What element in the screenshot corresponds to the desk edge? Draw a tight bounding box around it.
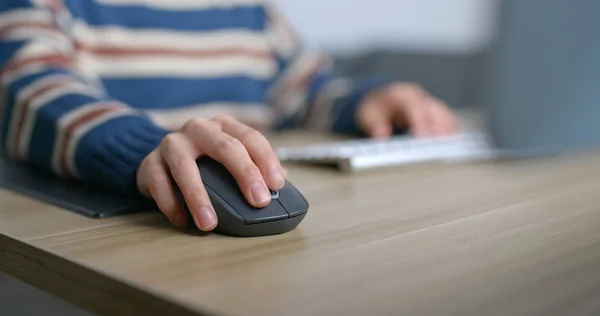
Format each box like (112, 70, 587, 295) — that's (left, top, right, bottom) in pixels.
(0, 233, 216, 316)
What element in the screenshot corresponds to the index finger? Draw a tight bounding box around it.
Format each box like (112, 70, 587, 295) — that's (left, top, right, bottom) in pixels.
(214, 115, 286, 190)
(181, 118, 272, 208)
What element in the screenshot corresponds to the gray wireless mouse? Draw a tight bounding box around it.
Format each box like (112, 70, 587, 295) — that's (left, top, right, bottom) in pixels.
(181, 156, 309, 237)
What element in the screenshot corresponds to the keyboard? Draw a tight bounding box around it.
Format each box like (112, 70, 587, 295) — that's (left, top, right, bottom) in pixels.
(275, 132, 497, 172)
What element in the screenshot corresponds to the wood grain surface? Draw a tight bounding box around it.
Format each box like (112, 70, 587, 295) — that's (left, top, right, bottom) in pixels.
(2, 120, 600, 316)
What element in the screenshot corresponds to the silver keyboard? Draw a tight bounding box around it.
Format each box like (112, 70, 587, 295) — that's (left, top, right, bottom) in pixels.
(275, 132, 498, 172)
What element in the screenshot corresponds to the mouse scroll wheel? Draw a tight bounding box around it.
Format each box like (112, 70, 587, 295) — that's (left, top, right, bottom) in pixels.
(269, 189, 280, 199)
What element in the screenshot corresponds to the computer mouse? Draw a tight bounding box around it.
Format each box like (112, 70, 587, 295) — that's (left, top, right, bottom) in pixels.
(181, 156, 309, 237)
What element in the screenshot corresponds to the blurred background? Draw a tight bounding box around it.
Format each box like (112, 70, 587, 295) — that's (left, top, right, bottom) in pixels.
(0, 1, 499, 314)
(276, 0, 499, 109)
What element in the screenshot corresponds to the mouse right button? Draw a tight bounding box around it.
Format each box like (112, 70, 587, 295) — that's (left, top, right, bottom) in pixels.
(277, 181, 309, 217)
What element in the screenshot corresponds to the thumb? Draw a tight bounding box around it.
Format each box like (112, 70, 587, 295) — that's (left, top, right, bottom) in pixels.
(358, 100, 394, 138)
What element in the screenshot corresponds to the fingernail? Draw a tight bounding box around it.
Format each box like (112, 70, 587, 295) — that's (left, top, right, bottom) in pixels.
(197, 206, 217, 231)
(250, 182, 271, 205)
(172, 212, 188, 227)
(269, 165, 285, 188)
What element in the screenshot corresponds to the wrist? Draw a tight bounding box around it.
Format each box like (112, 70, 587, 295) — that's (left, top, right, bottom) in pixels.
(330, 76, 392, 135)
(75, 116, 170, 195)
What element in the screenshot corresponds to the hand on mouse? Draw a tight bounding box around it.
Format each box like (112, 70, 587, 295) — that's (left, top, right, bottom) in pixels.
(356, 82, 460, 138)
(136, 115, 286, 232)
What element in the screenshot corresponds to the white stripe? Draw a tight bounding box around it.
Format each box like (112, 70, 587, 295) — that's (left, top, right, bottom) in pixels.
(94, 0, 264, 10)
(1, 64, 51, 91)
(72, 21, 269, 52)
(52, 101, 125, 174)
(0, 9, 53, 29)
(16, 75, 78, 106)
(12, 75, 103, 116)
(5, 75, 80, 156)
(2, 28, 71, 47)
(13, 41, 73, 61)
(1, 61, 95, 95)
(78, 53, 276, 79)
(1, 62, 76, 88)
(16, 83, 101, 159)
(306, 79, 353, 131)
(146, 103, 274, 130)
(16, 43, 63, 59)
(64, 108, 135, 177)
(266, 27, 295, 58)
(265, 4, 296, 57)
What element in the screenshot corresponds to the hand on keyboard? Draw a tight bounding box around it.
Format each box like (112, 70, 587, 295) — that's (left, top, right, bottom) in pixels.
(356, 83, 460, 138)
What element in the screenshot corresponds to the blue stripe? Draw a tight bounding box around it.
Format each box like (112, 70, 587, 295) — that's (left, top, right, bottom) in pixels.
(0, 1, 34, 11)
(0, 100, 10, 150)
(27, 94, 100, 170)
(0, 41, 26, 66)
(101, 77, 269, 109)
(6, 68, 89, 94)
(64, 0, 266, 31)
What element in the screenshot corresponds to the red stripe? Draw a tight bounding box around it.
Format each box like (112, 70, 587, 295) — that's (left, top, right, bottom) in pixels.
(0, 22, 57, 38)
(1, 55, 74, 76)
(74, 42, 273, 59)
(58, 104, 122, 175)
(10, 79, 75, 157)
(44, 0, 64, 13)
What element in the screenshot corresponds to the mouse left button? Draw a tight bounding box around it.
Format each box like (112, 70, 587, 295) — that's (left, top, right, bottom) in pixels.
(242, 202, 289, 224)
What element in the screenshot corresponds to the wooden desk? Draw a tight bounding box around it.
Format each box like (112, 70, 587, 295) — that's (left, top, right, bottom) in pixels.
(2, 132, 600, 316)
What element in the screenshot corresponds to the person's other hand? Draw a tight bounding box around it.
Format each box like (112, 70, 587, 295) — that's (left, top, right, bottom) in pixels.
(356, 82, 460, 138)
(136, 115, 286, 231)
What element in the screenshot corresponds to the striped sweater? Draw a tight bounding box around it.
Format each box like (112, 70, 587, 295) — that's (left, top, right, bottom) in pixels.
(0, 0, 389, 195)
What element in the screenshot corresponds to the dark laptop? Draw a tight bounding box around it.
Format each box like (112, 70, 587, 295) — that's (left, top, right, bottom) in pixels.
(484, 0, 600, 156)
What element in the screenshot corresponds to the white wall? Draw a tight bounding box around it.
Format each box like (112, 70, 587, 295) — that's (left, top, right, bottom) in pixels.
(274, 0, 498, 55)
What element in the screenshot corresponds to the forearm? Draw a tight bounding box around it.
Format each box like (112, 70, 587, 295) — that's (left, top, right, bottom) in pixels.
(2, 69, 170, 193)
(1, 1, 170, 194)
(263, 2, 391, 135)
(268, 52, 391, 134)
